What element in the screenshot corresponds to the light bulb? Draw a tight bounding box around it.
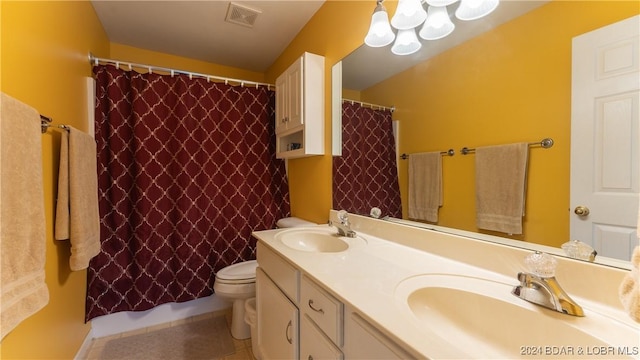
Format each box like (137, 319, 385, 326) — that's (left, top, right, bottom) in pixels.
(419, 6, 455, 40)
(455, 0, 499, 21)
(364, 3, 395, 47)
(391, 28, 422, 56)
(391, 0, 427, 30)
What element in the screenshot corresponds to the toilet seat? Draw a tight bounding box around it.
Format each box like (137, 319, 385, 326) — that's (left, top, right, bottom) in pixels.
(216, 260, 258, 283)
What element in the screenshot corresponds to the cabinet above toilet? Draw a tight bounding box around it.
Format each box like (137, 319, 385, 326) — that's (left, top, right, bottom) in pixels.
(275, 52, 325, 159)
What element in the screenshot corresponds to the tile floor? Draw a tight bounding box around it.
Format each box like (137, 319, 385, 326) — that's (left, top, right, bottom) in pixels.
(84, 309, 256, 360)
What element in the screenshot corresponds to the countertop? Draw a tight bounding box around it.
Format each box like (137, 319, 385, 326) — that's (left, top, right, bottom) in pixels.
(252, 220, 639, 359)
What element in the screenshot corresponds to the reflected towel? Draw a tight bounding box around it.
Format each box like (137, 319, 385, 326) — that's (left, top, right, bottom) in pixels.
(475, 143, 529, 234)
(408, 152, 442, 222)
(619, 246, 640, 323)
(0, 93, 50, 339)
(54, 126, 100, 271)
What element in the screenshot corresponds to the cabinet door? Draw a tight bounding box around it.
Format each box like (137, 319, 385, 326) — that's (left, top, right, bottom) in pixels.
(275, 73, 288, 134)
(257, 268, 298, 359)
(344, 311, 415, 360)
(286, 57, 303, 129)
(300, 314, 343, 360)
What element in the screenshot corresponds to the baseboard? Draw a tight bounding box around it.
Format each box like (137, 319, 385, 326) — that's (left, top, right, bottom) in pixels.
(74, 328, 95, 360)
(89, 294, 230, 338)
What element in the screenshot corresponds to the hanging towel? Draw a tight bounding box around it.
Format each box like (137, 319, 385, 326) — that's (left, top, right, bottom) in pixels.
(55, 126, 100, 271)
(619, 246, 640, 323)
(475, 143, 529, 234)
(408, 152, 442, 222)
(0, 93, 50, 339)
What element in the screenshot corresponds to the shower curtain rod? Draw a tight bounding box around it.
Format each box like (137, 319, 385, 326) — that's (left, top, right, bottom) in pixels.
(343, 98, 395, 112)
(88, 53, 274, 89)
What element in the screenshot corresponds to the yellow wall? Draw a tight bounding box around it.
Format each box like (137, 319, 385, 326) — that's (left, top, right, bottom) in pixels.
(360, 1, 639, 247)
(1, 1, 109, 358)
(109, 43, 266, 83)
(266, 0, 376, 224)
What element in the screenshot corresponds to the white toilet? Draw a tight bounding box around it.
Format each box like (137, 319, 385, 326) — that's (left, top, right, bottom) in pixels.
(213, 217, 315, 339)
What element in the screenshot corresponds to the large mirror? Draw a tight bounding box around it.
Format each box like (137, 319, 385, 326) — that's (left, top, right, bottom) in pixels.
(332, 0, 639, 269)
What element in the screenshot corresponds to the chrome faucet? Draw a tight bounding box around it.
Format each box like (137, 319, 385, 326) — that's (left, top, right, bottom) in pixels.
(511, 252, 584, 317)
(329, 210, 356, 238)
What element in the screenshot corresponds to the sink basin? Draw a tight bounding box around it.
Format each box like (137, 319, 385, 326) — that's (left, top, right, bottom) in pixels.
(275, 227, 366, 253)
(395, 274, 639, 359)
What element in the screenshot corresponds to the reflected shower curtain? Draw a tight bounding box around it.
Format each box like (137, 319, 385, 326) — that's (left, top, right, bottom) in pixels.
(333, 102, 401, 218)
(86, 64, 290, 321)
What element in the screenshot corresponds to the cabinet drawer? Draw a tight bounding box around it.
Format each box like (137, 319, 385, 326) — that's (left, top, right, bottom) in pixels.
(301, 275, 343, 345)
(300, 314, 343, 360)
(257, 242, 299, 303)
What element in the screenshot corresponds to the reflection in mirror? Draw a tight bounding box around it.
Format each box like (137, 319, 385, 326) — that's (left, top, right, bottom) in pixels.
(332, 1, 639, 268)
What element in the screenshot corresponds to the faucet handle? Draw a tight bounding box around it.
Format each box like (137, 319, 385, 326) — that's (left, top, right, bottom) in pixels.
(561, 239, 597, 262)
(337, 210, 349, 223)
(524, 251, 557, 278)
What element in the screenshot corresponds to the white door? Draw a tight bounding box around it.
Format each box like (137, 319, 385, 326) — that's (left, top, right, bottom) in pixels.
(570, 15, 640, 261)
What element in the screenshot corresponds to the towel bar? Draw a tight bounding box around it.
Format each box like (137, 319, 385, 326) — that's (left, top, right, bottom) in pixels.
(41, 115, 70, 133)
(461, 138, 554, 155)
(400, 149, 455, 160)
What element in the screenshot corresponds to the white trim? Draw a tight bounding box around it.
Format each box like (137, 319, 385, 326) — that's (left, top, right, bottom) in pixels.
(89, 294, 230, 338)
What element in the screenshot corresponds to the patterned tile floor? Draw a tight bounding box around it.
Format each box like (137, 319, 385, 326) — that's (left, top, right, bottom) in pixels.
(84, 309, 256, 360)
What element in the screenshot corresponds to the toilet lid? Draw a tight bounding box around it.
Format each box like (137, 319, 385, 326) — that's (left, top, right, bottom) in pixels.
(216, 260, 258, 281)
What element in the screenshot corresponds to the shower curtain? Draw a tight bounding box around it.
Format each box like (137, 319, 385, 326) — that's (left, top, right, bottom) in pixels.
(86, 64, 290, 321)
(333, 102, 401, 218)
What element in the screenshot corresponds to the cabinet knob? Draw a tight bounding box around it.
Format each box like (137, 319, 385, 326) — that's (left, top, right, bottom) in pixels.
(308, 356, 314, 360)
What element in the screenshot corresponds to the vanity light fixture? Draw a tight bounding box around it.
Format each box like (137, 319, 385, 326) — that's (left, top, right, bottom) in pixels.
(365, 0, 500, 55)
(364, 0, 396, 47)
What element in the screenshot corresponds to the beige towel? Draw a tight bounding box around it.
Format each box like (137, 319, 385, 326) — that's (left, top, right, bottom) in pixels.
(0, 93, 50, 339)
(54, 126, 100, 271)
(475, 143, 529, 234)
(619, 246, 640, 323)
(408, 152, 443, 222)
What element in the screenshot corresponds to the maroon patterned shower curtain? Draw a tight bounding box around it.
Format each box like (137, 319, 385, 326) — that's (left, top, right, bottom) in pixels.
(333, 102, 401, 218)
(86, 64, 290, 321)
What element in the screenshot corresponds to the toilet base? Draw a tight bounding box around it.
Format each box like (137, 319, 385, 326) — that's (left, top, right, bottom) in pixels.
(230, 298, 251, 339)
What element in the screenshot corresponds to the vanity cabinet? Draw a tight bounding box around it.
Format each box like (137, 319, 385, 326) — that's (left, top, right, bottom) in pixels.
(257, 242, 344, 360)
(275, 52, 324, 159)
(256, 268, 298, 359)
(300, 275, 344, 359)
(343, 309, 415, 359)
(256, 240, 417, 360)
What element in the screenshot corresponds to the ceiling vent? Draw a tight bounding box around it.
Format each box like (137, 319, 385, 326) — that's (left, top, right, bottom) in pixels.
(225, 2, 261, 28)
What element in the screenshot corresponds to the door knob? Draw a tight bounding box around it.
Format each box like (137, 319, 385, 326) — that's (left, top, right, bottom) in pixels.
(574, 206, 590, 217)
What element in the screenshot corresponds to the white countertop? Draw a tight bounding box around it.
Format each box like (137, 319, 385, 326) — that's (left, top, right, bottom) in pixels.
(253, 224, 523, 359)
(253, 217, 640, 359)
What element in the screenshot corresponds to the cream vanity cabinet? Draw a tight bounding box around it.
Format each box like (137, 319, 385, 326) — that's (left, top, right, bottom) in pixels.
(257, 242, 343, 359)
(274, 52, 324, 159)
(343, 309, 415, 359)
(256, 241, 413, 360)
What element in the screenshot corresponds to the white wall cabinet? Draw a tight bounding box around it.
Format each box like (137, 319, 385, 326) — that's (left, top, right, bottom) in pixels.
(275, 52, 324, 159)
(256, 242, 411, 359)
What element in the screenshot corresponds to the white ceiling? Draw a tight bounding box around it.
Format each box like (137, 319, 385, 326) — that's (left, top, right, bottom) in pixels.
(91, 0, 548, 89)
(91, 0, 325, 72)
